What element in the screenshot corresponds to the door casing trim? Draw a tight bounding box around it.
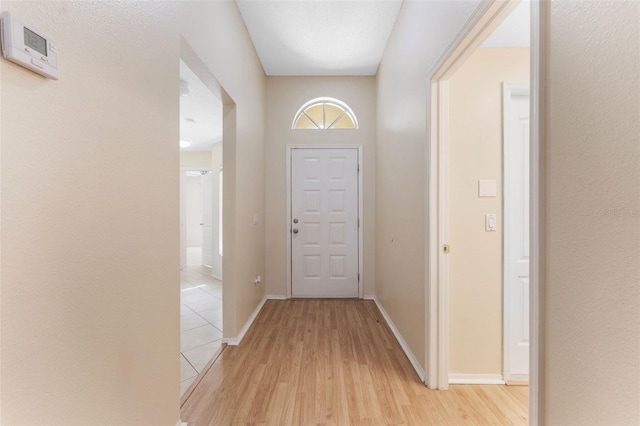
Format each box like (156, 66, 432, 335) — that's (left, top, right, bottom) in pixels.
(286, 144, 364, 299)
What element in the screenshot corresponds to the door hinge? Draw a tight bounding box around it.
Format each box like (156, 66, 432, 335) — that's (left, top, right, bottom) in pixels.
(357, 164, 360, 172)
(358, 218, 360, 227)
(358, 273, 360, 282)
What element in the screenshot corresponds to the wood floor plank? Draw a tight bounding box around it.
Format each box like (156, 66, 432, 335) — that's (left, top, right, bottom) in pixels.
(181, 300, 528, 425)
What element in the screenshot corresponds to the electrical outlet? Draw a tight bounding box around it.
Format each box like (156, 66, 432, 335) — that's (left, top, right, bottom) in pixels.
(253, 275, 261, 286)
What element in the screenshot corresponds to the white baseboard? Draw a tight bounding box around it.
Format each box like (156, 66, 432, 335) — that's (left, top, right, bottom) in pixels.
(219, 295, 287, 346)
(222, 296, 267, 346)
(505, 374, 529, 383)
(176, 421, 188, 426)
(449, 373, 505, 385)
(211, 274, 222, 281)
(365, 295, 426, 383)
(265, 294, 287, 300)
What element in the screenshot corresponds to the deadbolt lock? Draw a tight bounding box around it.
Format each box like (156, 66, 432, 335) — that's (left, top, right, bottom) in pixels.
(293, 218, 299, 224)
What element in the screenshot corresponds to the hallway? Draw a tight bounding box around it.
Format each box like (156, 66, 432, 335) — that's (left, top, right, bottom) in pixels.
(2, 1, 637, 423)
(181, 300, 528, 425)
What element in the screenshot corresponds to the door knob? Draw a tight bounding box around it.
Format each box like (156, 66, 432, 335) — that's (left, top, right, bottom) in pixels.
(293, 228, 299, 234)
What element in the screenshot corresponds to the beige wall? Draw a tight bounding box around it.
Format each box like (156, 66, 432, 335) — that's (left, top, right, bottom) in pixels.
(264, 77, 376, 296)
(544, 1, 640, 424)
(0, 2, 180, 424)
(448, 48, 529, 375)
(180, 1, 266, 338)
(181, 151, 213, 169)
(376, 0, 481, 372)
(1, 1, 266, 423)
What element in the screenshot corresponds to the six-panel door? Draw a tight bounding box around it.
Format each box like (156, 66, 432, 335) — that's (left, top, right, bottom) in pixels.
(291, 148, 359, 298)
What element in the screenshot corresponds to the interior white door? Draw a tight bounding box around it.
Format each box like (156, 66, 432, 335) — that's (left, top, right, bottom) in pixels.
(201, 171, 214, 268)
(185, 175, 204, 248)
(180, 171, 187, 270)
(210, 143, 223, 279)
(291, 148, 359, 298)
(503, 82, 530, 382)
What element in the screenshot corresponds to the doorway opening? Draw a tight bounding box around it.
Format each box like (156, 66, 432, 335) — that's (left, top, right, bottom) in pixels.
(445, 1, 531, 387)
(426, 0, 544, 423)
(178, 52, 229, 399)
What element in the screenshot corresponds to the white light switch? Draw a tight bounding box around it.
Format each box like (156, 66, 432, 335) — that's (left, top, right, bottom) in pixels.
(479, 180, 497, 197)
(485, 214, 497, 231)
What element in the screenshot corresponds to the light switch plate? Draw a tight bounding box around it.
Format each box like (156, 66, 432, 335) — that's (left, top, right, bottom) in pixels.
(479, 180, 497, 197)
(485, 214, 497, 231)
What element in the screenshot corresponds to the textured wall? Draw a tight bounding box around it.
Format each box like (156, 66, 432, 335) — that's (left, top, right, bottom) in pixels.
(449, 48, 529, 376)
(376, 0, 481, 372)
(264, 76, 376, 297)
(1, 0, 268, 422)
(1, 2, 180, 424)
(180, 1, 266, 338)
(545, 1, 640, 424)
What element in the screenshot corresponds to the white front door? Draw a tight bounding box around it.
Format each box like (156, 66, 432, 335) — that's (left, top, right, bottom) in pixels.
(201, 171, 214, 268)
(503, 82, 530, 382)
(291, 148, 359, 298)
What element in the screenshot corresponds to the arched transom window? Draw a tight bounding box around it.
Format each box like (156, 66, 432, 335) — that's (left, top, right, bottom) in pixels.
(292, 97, 358, 130)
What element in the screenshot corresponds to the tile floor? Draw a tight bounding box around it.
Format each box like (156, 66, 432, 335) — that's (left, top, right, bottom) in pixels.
(180, 247, 223, 395)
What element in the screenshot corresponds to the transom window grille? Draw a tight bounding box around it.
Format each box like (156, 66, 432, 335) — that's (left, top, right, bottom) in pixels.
(292, 97, 358, 130)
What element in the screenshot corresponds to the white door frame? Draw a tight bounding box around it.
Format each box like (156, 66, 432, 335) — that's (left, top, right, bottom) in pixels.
(286, 144, 364, 299)
(424, 1, 546, 424)
(502, 81, 531, 383)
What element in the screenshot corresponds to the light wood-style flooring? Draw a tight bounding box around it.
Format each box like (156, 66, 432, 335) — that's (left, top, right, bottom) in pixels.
(181, 299, 528, 425)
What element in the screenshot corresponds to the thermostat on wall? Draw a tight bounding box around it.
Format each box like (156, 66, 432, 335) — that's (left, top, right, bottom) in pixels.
(1, 11, 59, 79)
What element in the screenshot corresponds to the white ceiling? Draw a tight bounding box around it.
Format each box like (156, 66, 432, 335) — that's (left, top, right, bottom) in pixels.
(179, 59, 223, 152)
(236, 0, 404, 76)
(481, 0, 530, 48)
